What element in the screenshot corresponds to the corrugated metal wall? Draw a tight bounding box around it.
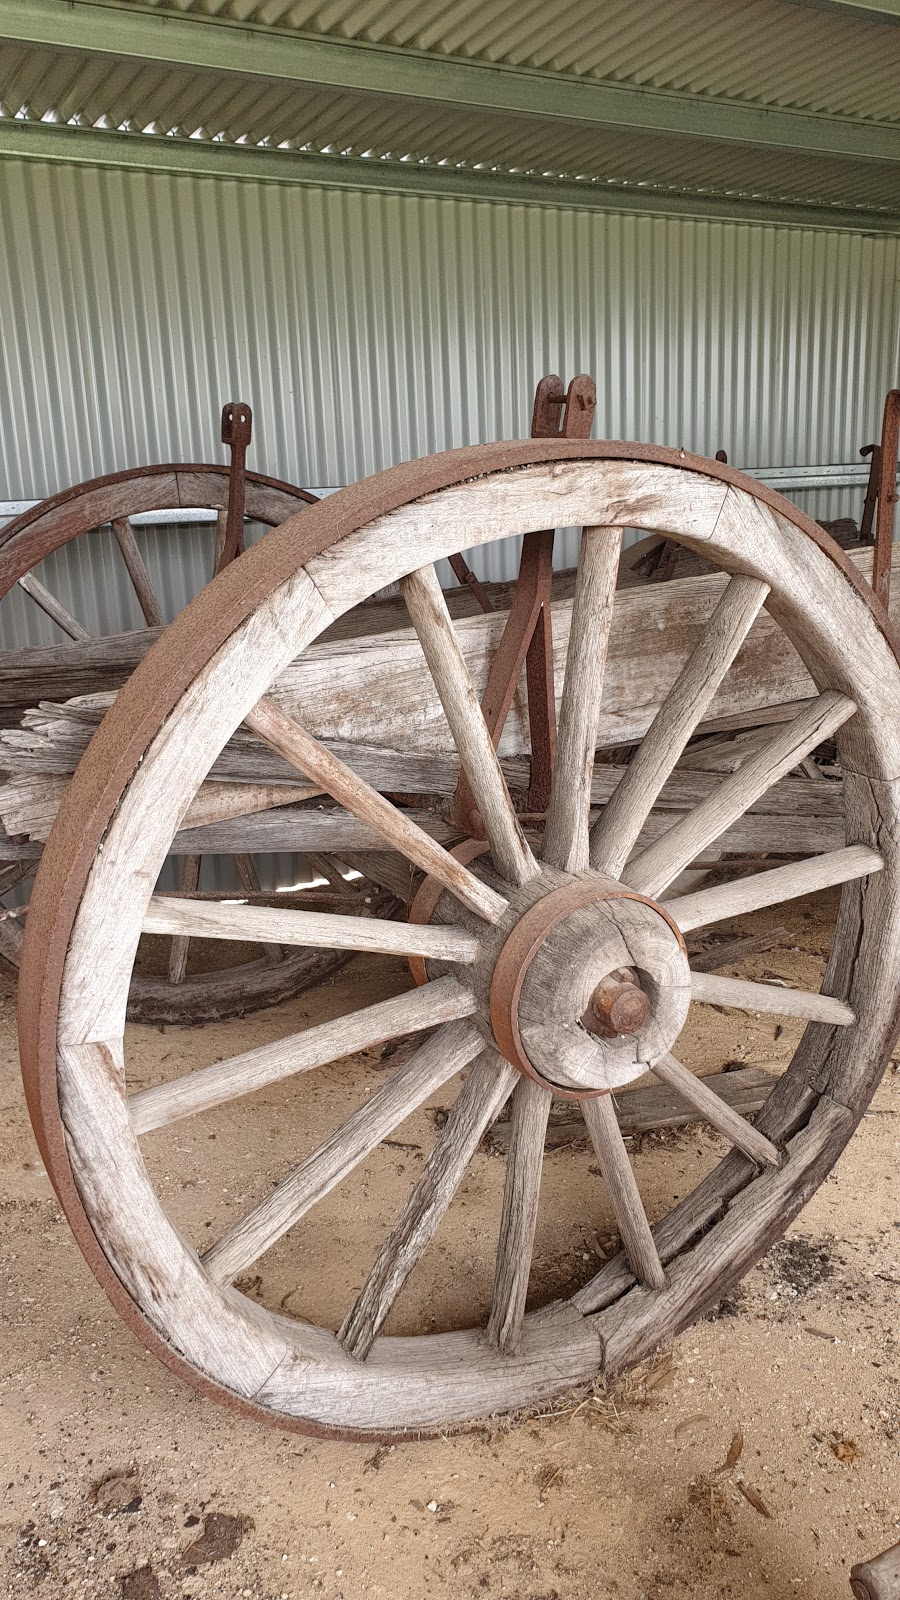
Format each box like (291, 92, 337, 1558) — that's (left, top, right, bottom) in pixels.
(0, 156, 898, 894)
(2, 160, 899, 605)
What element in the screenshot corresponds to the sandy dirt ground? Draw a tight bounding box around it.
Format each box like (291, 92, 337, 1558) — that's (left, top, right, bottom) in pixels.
(1, 890, 898, 1600)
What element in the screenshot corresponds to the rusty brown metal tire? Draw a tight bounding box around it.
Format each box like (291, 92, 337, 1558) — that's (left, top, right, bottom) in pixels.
(17, 440, 900, 1438)
(0, 462, 316, 589)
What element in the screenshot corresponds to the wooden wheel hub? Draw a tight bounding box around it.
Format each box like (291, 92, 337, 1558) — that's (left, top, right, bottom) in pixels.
(488, 873, 691, 1097)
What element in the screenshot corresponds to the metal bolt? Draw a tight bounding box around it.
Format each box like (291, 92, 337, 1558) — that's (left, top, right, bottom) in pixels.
(581, 967, 650, 1039)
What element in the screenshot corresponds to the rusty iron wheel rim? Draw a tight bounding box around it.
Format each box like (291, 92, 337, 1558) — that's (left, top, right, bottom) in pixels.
(17, 440, 900, 1438)
(0, 462, 317, 584)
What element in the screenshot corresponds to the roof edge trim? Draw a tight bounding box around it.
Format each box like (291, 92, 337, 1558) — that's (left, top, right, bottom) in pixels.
(2, 120, 899, 235)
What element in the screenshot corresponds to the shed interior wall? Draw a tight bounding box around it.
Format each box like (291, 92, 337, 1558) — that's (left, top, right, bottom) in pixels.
(0, 156, 898, 890)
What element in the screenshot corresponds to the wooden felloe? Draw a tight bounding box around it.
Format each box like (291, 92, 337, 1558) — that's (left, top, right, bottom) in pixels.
(15, 439, 900, 1438)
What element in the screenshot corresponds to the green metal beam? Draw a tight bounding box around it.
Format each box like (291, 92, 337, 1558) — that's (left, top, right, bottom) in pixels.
(2, 121, 898, 235)
(801, 0, 900, 18)
(2, 0, 900, 166)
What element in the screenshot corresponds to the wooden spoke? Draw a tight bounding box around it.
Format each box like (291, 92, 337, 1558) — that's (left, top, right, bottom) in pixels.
(401, 564, 538, 887)
(649, 1053, 780, 1167)
(339, 1051, 518, 1361)
(16, 571, 90, 641)
(485, 1066, 776, 1149)
(542, 526, 622, 872)
(182, 781, 321, 832)
(581, 1094, 665, 1289)
(202, 1019, 485, 1286)
(167, 854, 200, 985)
(486, 1076, 551, 1354)
(690, 971, 854, 1025)
(143, 894, 481, 963)
(111, 517, 166, 627)
(233, 852, 283, 964)
(129, 973, 476, 1134)
(626, 691, 857, 898)
(245, 697, 507, 923)
(590, 574, 770, 876)
(663, 844, 883, 933)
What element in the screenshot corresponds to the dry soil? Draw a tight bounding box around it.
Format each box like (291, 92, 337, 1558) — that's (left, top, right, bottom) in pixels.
(1, 891, 898, 1600)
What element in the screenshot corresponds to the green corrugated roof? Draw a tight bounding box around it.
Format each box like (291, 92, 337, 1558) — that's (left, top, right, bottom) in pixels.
(96, 0, 900, 123)
(1, 0, 899, 225)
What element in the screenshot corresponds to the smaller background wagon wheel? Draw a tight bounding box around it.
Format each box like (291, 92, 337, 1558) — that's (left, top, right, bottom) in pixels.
(21, 441, 900, 1436)
(0, 416, 384, 1023)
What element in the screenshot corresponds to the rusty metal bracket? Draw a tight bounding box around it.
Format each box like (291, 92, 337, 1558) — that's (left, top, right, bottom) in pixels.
(216, 401, 253, 574)
(447, 551, 495, 614)
(859, 441, 881, 544)
(451, 373, 597, 831)
(531, 373, 595, 439)
(870, 389, 899, 611)
(445, 373, 595, 618)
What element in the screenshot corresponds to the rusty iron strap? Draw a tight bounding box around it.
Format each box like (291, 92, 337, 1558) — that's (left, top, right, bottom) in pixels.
(872, 389, 900, 612)
(447, 551, 495, 614)
(216, 401, 253, 574)
(859, 442, 881, 544)
(451, 373, 596, 831)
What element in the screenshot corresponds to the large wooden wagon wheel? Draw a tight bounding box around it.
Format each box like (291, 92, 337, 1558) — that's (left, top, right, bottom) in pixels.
(20, 441, 900, 1437)
(0, 450, 368, 1024)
